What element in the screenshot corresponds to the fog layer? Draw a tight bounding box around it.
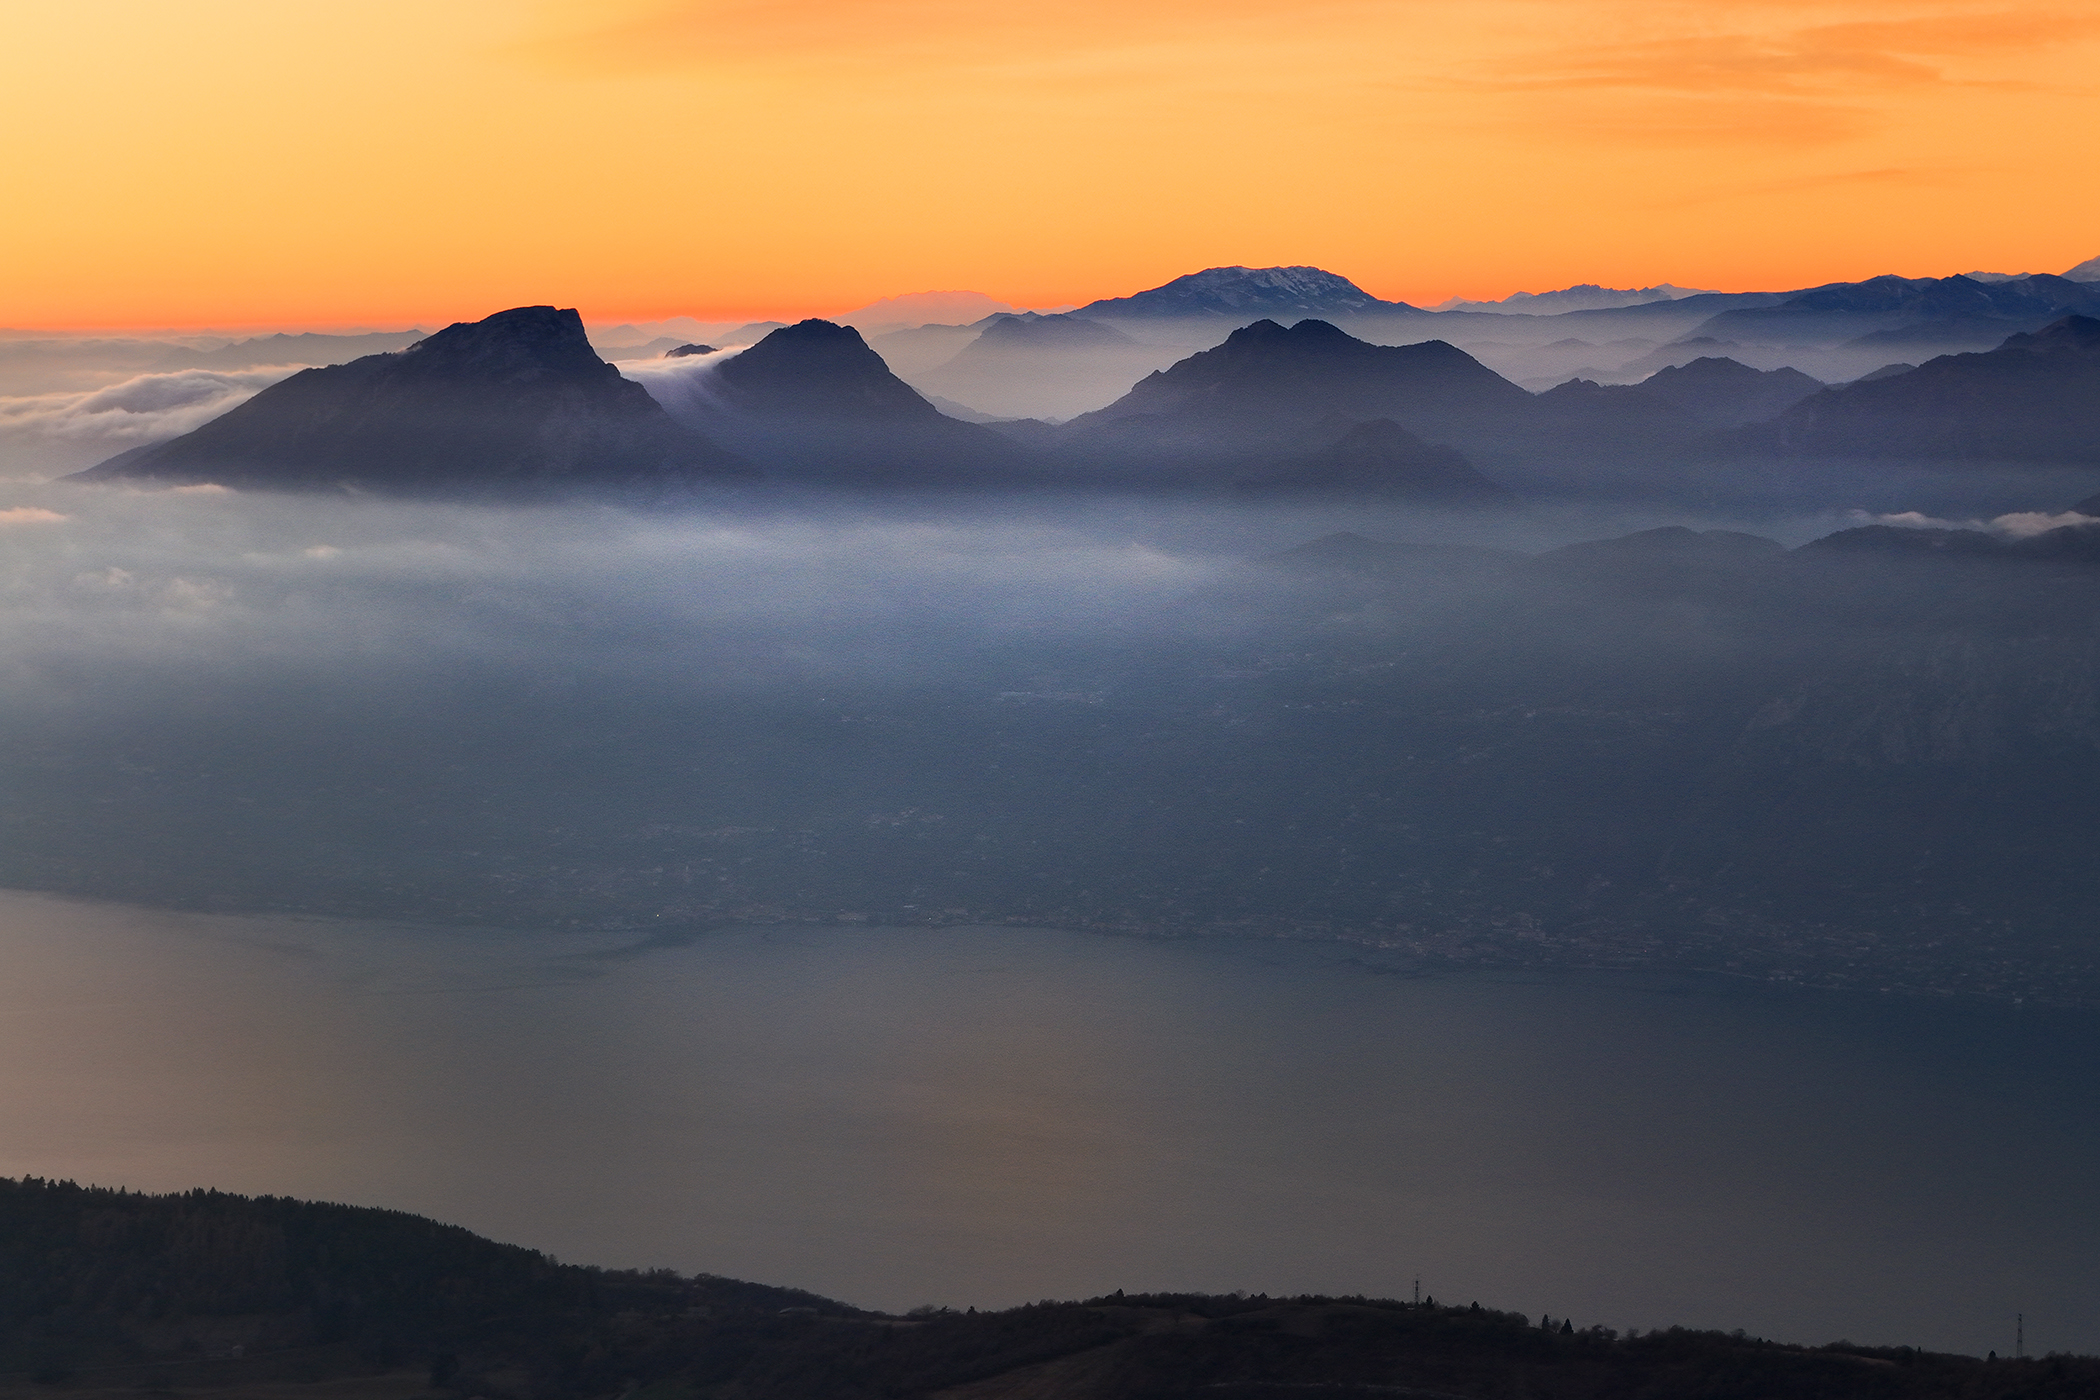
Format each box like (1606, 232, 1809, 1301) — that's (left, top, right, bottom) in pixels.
(5, 481, 2100, 1008)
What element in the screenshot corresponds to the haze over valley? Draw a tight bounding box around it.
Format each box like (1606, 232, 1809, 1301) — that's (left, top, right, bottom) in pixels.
(7, 254, 2100, 1378)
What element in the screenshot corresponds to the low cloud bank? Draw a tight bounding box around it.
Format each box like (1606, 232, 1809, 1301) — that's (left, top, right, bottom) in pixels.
(1852, 508, 2100, 539)
(617, 347, 746, 419)
(0, 366, 301, 480)
(0, 485, 1244, 703)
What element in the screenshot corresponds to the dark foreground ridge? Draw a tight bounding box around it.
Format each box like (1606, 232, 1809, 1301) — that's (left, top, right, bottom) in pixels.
(1, 1178, 2087, 1400)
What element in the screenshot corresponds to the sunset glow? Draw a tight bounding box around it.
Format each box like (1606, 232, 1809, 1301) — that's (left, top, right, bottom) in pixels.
(3, 0, 2096, 327)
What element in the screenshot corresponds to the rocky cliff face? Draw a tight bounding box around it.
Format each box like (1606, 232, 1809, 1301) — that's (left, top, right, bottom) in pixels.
(75, 306, 750, 495)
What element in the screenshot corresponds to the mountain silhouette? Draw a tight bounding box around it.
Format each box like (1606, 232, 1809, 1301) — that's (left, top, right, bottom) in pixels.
(963, 312, 1133, 350)
(1061, 318, 1533, 474)
(1685, 274, 2100, 349)
(75, 306, 749, 495)
(1533, 357, 1823, 463)
(913, 312, 1178, 420)
(1236, 419, 1514, 500)
(1078, 266, 1417, 322)
(1434, 283, 1714, 314)
(645, 319, 1037, 484)
(1728, 315, 2100, 461)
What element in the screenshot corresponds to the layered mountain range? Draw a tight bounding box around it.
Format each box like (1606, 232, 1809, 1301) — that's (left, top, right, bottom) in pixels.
(72, 259, 2100, 505)
(1727, 314, 2100, 461)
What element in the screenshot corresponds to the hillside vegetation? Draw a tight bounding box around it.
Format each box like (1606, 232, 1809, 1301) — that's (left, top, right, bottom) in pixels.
(0, 1180, 2091, 1400)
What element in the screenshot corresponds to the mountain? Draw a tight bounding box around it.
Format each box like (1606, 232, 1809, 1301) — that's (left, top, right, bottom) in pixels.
(965, 311, 1136, 351)
(1601, 336, 1747, 380)
(1623, 357, 1824, 424)
(1728, 315, 2100, 461)
(1236, 418, 1514, 500)
(1801, 520, 2100, 565)
(1060, 318, 1534, 474)
(1534, 357, 1823, 460)
(865, 320, 987, 377)
(2065, 255, 2100, 282)
(911, 312, 1182, 420)
(835, 289, 1014, 331)
(1077, 265, 1417, 322)
(73, 306, 750, 495)
(1684, 273, 2100, 349)
(642, 318, 1038, 484)
(1432, 283, 1715, 314)
(1446, 290, 1790, 339)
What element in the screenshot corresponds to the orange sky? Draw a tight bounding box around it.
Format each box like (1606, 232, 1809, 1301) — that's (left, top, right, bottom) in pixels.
(2, 0, 2096, 328)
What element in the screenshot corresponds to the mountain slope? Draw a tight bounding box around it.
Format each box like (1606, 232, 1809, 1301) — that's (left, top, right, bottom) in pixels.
(1236, 419, 1514, 500)
(73, 307, 749, 494)
(1728, 315, 2100, 461)
(1531, 357, 1824, 464)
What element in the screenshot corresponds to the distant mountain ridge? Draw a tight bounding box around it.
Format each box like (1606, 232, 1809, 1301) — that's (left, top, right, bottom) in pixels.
(1728, 314, 2100, 461)
(1433, 283, 1715, 314)
(1684, 273, 2100, 350)
(1078, 265, 1417, 321)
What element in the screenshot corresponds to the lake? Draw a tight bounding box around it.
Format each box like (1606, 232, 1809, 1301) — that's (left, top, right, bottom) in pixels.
(0, 887, 2092, 1358)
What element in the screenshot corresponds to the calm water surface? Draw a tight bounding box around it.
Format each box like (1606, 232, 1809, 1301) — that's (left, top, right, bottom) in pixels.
(0, 888, 2093, 1357)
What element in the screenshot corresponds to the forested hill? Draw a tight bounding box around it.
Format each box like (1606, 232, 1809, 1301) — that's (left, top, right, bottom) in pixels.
(0, 1177, 2092, 1400)
(0, 1177, 844, 1377)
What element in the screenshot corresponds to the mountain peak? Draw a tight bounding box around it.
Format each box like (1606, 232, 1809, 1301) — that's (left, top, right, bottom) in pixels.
(1079, 266, 1415, 321)
(73, 305, 747, 494)
(1062, 318, 1530, 471)
(643, 319, 1034, 483)
(394, 305, 607, 378)
(709, 320, 944, 421)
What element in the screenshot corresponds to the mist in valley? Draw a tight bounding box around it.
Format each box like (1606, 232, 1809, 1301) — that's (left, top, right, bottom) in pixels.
(8, 266, 2100, 1361)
